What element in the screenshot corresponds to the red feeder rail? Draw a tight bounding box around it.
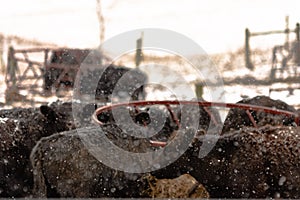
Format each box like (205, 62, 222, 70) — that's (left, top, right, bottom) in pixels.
(92, 100, 299, 147)
(92, 100, 299, 127)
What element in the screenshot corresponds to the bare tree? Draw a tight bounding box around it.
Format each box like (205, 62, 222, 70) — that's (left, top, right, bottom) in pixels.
(96, 0, 105, 45)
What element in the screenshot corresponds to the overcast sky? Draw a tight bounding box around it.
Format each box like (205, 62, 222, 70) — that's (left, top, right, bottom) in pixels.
(0, 0, 300, 54)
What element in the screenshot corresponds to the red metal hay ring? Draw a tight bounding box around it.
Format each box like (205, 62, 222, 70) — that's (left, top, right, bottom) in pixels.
(91, 100, 299, 147)
(92, 100, 299, 126)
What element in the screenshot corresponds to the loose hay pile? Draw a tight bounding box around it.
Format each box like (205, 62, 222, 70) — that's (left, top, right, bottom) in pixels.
(143, 174, 209, 198)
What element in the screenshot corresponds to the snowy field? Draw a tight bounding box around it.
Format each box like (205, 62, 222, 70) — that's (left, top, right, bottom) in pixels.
(1, 48, 299, 126)
(1, 48, 300, 106)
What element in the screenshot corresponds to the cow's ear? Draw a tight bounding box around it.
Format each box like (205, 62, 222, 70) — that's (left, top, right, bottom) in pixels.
(40, 105, 59, 122)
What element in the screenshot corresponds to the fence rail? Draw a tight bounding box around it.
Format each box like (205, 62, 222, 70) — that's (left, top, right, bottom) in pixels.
(245, 22, 300, 70)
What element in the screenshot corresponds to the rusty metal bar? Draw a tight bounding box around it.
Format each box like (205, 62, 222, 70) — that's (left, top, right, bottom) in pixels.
(202, 107, 219, 126)
(149, 140, 167, 147)
(165, 104, 181, 128)
(246, 109, 258, 128)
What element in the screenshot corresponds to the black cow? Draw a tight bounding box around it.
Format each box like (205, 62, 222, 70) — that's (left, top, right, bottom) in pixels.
(44, 49, 148, 102)
(30, 107, 300, 198)
(152, 95, 300, 198)
(30, 103, 221, 197)
(183, 125, 300, 198)
(0, 102, 74, 197)
(222, 95, 297, 133)
(79, 65, 147, 102)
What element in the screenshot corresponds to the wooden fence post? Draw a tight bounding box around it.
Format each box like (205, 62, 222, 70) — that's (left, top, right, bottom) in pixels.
(135, 32, 144, 67)
(6, 46, 18, 87)
(296, 23, 300, 42)
(195, 82, 204, 99)
(0, 35, 4, 73)
(294, 23, 300, 66)
(245, 28, 254, 70)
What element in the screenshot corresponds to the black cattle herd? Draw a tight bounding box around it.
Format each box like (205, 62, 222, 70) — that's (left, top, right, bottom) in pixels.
(1, 95, 300, 198)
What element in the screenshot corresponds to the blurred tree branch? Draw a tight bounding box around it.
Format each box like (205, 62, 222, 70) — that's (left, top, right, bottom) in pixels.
(96, 0, 105, 45)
